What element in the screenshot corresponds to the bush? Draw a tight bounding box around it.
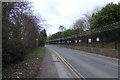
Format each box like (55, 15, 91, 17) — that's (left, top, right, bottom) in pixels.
(2, 38, 25, 65)
(38, 38, 45, 46)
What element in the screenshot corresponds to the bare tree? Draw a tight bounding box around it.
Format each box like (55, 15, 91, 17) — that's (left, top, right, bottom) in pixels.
(59, 25, 66, 32)
(2, 2, 43, 65)
(59, 25, 66, 38)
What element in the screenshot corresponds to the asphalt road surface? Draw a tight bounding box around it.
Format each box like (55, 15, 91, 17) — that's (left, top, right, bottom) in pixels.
(46, 45, 118, 78)
(36, 47, 75, 78)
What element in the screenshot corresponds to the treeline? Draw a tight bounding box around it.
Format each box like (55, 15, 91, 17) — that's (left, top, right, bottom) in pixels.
(2, 2, 47, 65)
(49, 2, 120, 40)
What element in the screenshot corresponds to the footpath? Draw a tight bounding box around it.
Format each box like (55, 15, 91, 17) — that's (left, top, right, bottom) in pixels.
(36, 47, 75, 78)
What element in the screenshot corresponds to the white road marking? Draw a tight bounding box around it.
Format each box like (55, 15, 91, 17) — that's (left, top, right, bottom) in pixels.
(49, 48, 85, 80)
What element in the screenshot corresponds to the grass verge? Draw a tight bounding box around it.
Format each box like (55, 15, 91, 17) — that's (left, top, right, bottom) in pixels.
(2, 47, 45, 78)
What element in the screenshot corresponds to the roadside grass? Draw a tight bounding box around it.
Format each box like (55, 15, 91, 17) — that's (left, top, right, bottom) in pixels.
(2, 47, 45, 78)
(22, 47, 45, 64)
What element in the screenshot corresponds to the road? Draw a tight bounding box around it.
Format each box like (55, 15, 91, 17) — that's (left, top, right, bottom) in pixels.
(36, 47, 76, 78)
(46, 45, 118, 78)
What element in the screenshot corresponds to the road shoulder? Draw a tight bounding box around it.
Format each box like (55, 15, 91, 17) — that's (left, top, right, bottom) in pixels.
(36, 47, 76, 78)
(36, 48, 59, 78)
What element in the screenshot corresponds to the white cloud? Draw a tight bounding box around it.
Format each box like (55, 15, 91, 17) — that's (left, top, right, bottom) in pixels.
(30, 0, 120, 35)
(57, 0, 79, 16)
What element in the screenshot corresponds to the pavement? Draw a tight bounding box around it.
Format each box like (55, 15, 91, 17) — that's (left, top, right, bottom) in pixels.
(46, 45, 118, 78)
(36, 47, 75, 78)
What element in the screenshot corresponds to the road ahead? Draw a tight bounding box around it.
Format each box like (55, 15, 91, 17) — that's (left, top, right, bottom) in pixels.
(46, 45, 118, 78)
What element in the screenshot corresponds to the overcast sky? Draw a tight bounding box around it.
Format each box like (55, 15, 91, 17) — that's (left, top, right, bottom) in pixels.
(30, 0, 119, 35)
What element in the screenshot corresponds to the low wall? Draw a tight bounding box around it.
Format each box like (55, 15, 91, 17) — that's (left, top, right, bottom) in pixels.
(60, 45, 118, 58)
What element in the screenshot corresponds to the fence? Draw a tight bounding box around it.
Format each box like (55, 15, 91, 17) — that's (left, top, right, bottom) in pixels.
(48, 22, 120, 50)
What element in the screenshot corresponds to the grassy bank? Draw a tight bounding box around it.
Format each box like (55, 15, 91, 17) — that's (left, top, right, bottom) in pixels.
(2, 47, 45, 78)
